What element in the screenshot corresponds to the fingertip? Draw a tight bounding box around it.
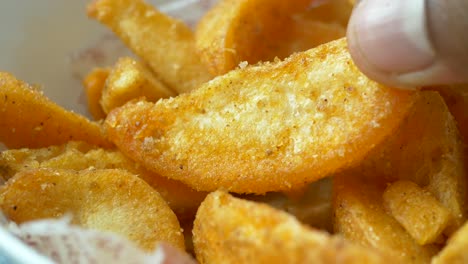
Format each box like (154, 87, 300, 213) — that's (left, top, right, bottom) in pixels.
(346, 0, 467, 88)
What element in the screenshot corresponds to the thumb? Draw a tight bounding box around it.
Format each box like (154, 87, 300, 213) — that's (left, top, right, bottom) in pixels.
(346, 0, 468, 89)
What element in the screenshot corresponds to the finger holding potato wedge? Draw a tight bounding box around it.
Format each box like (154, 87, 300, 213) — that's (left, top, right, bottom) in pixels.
(100, 57, 175, 114)
(105, 38, 416, 193)
(195, 0, 347, 75)
(0, 168, 185, 251)
(87, 0, 212, 94)
(193, 191, 388, 264)
(0, 72, 112, 149)
(0, 141, 207, 221)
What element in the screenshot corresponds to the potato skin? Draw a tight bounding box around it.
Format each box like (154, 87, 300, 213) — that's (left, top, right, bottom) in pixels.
(193, 191, 388, 264)
(0, 72, 112, 149)
(0, 168, 185, 251)
(88, 0, 212, 94)
(105, 38, 416, 193)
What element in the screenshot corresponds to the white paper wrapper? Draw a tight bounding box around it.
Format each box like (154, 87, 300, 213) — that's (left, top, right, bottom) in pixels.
(0, 0, 214, 262)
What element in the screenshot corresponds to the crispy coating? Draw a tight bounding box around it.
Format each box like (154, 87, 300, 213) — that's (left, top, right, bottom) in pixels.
(432, 221, 468, 264)
(0, 141, 206, 220)
(100, 57, 175, 114)
(0, 168, 185, 251)
(333, 175, 440, 264)
(83, 67, 109, 120)
(0, 72, 112, 149)
(195, 0, 346, 75)
(87, 0, 212, 94)
(349, 91, 467, 231)
(243, 178, 333, 232)
(382, 180, 451, 245)
(193, 191, 388, 264)
(105, 39, 416, 193)
(432, 85, 468, 146)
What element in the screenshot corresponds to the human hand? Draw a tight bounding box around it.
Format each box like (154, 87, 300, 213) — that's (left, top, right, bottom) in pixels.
(347, 0, 468, 88)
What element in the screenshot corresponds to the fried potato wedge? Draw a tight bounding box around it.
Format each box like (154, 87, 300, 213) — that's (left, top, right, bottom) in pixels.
(83, 67, 109, 120)
(105, 38, 416, 193)
(432, 221, 468, 264)
(243, 178, 333, 232)
(333, 175, 439, 263)
(193, 191, 388, 264)
(87, 0, 212, 93)
(383, 180, 451, 245)
(0, 168, 185, 251)
(100, 57, 175, 114)
(351, 91, 467, 231)
(431, 85, 468, 144)
(0, 72, 112, 149)
(0, 141, 206, 220)
(195, 0, 346, 75)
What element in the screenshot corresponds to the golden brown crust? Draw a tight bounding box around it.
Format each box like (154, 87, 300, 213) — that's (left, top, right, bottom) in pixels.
(333, 175, 440, 264)
(87, 0, 212, 93)
(382, 180, 451, 245)
(105, 39, 416, 193)
(0, 141, 207, 220)
(0, 72, 112, 149)
(100, 57, 175, 114)
(195, 0, 346, 75)
(193, 191, 388, 264)
(83, 67, 109, 120)
(0, 168, 185, 251)
(345, 91, 467, 231)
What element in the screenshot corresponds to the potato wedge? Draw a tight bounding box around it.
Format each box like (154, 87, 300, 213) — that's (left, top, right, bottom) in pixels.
(105, 39, 416, 193)
(431, 85, 468, 144)
(432, 221, 468, 264)
(383, 180, 451, 245)
(195, 0, 346, 75)
(100, 57, 175, 114)
(87, 0, 212, 93)
(0, 141, 206, 220)
(333, 175, 439, 263)
(83, 67, 109, 120)
(0, 72, 112, 149)
(351, 91, 467, 231)
(193, 191, 388, 264)
(243, 178, 333, 231)
(0, 168, 185, 251)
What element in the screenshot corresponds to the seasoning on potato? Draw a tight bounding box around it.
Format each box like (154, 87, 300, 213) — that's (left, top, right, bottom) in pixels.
(193, 191, 389, 264)
(100, 57, 176, 114)
(0, 72, 112, 149)
(87, 0, 212, 94)
(0, 168, 185, 251)
(0, 141, 206, 220)
(105, 38, 416, 193)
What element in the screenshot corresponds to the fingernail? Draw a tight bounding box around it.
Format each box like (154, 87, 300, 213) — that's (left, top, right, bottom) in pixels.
(349, 0, 435, 74)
